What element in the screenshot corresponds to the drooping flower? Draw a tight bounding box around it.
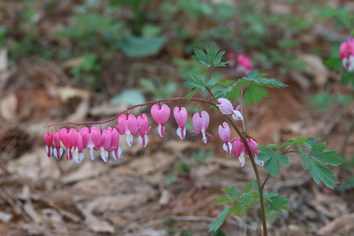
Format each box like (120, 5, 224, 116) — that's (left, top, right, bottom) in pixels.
(339, 38, 354, 71)
(218, 122, 232, 154)
(79, 127, 102, 160)
(137, 113, 152, 147)
(44, 133, 53, 157)
(233, 138, 246, 167)
(233, 138, 263, 167)
(99, 129, 112, 162)
(246, 138, 264, 166)
(116, 114, 138, 146)
(173, 107, 188, 139)
(236, 54, 253, 75)
(108, 127, 122, 160)
(190, 111, 212, 144)
(73, 132, 85, 163)
(53, 131, 63, 160)
(151, 104, 171, 137)
(59, 128, 79, 160)
(227, 52, 236, 67)
(217, 98, 243, 121)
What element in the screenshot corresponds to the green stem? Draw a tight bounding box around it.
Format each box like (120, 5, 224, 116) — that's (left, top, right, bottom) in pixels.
(340, 117, 354, 157)
(224, 115, 267, 236)
(240, 86, 246, 130)
(246, 205, 262, 233)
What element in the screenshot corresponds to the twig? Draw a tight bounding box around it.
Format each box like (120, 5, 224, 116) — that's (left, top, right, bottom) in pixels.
(340, 117, 354, 157)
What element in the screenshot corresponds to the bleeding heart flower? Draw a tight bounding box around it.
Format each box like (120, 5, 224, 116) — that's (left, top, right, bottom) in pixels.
(173, 107, 188, 139)
(339, 38, 354, 71)
(116, 114, 137, 146)
(44, 133, 53, 157)
(218, 122, 232, 154)
(59, 128, 79, 160)
(233, 138, 263, 167)
(137, 113, 152, 147)
(151, 104, 171, 137)
(236, 54, 253, 75)
(53, 131, 63, 160)
(217, 98, 243, 121)
(190, 111, 212, 144)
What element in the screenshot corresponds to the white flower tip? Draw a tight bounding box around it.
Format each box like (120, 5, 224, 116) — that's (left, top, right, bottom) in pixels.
(232, 110, 243, 120)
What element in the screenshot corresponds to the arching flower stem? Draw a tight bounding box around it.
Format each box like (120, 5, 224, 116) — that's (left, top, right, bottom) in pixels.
(44, 97, 217, 129)
(223, 115, 267, 236)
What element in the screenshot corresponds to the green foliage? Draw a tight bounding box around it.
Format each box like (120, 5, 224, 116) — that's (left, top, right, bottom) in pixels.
(257, 150, 289, 177)
(340, 71, 354, 88)
(192, 150, 213, 163)
(210, 184, 290, 232)
(118, 36, 166, 58)
(110, 88, 147, 106)
(214, 70, 287, 105)
(139, 78, 178, 100)
(191, 45, 229, 68)
(70, 53, 101, 84)
(319, 7, 354, 29)
(209, 208, 229, 232)
(338, 176, 354, 191)
(165, 173, 178, 186)
(310, 92, 353, 111)
(257, 137, 342, 189)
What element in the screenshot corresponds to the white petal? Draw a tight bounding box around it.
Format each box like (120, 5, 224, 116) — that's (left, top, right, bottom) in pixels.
(202, 132, 208, 144)
(239, 153, 245, 167)
(126, 134, 133, 147)
(255, 157, 264, 166)
(232, 110, 243, 120)
(100, 150, 108, 162)
(89, 148, 95, 160)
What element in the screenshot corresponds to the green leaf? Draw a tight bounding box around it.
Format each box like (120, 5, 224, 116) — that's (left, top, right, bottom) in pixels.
(230, 185, 239, 197)
(206, 78, 220, 86)
(338, 176, 354, 191)
(267, 195, 290, 212)
(229, 204, 246, 216)
(242, 182, 253, 193)
(221, 188, 231, 194)
(209, 208, 230, 232)
(340, 71, 354, 87)
(165, 173, 177, 185)
(309, 144, 343, 166)
(258, 149, 289, 176)
(252, 180, 259, 193)
(183, 75, 205, 90)
(118, 36, 165, 58)
(216, 195, 232, 205)
(110, 88, 146, 106)
(240, 193, 253, 204)
(309, 143, 326, 156)
(309, 161, 339, 189)
(324, 57, 342, 71)
(244, 84, 269, 105)
(185, 91, 196, 100)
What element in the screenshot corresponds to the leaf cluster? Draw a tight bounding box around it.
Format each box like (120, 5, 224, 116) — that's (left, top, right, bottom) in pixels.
(214, 70, 287, 105)
(209, 183, 290, 232)
(191, 45, 230, 68)
(257, 137, 343, 189)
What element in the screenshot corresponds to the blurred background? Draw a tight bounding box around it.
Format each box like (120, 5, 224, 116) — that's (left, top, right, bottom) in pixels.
(0, 0, 353, 235)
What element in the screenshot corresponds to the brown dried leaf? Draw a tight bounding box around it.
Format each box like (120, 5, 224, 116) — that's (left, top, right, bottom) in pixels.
(77, 203, 115, 233)
(317, 213, 354, 235)
(6, 149, 60, 184)
(61, 161, 107, 184)
(87, 188, 153, 212)
(121, 152, 175, 176)
(0, 93, 17, 121)
(297, 53, 329, 87)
